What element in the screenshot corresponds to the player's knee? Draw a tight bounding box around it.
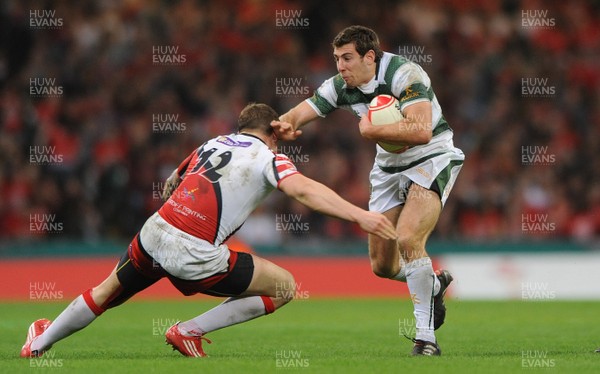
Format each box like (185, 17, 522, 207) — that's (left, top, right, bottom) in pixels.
(397, 234, 424, 260)
(277, 270, 296, 303)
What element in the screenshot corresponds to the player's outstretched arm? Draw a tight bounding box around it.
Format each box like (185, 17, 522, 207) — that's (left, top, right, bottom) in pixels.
(279, 174, 397, 240)
(271, 101, 319, 141)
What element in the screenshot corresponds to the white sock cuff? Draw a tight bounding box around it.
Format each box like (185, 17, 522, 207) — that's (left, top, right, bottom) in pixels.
(391, 256, 408, 281)
(405, 257, 431, 270)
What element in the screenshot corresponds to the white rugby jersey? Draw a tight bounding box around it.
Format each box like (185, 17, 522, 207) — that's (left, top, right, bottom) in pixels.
(158, 133, 298, 245)
(306, 52, 459, 168)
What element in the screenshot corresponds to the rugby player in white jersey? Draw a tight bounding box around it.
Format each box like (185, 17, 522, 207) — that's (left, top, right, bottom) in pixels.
(20, 103, 397, 358)
(272, 26, 465, 356)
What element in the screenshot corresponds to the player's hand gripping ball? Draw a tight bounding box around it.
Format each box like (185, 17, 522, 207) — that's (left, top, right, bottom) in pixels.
(367, 95, 408, 153)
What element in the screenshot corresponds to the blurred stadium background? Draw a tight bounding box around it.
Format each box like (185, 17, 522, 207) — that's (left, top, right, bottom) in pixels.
(1, 0, 600, 301)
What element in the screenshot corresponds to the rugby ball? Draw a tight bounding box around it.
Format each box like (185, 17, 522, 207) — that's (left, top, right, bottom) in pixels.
(367, 95, 407, 153)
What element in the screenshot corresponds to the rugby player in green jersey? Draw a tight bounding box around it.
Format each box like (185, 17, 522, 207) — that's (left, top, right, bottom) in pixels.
(272, 25, 464, 356)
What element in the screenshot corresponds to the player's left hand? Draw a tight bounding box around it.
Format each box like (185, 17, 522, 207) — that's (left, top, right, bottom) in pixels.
(161, 169, 180, 201)
(358, 115, 375, 140)
(271, 120, 303, 141)
(356, 211, 398, 241)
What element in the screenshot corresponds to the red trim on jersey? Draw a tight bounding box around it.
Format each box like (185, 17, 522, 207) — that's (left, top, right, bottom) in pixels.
(82, 288, 105, 316)
(177, 150, 196, 177)
(261, 295, 276, 314)
(276, 171, 300, 189)
(276, 162, 295, 174)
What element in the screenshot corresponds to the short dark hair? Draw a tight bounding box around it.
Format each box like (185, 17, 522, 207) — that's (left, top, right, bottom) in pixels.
(332, 25, 383, 62)
(238, 103, 279, 136)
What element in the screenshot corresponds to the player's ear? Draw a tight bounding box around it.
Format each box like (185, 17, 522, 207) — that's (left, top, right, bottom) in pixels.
(270, 132, 278, 149)
(364, 49, 376, 65)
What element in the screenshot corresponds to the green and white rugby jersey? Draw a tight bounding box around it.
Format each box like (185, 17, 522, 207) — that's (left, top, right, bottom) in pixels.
(306, 52, 458, 169)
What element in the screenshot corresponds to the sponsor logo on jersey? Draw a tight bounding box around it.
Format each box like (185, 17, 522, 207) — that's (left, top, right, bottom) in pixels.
(181, 187, 199, 202)
(216, 136, 252, 147)
(400, 86, 420, 102)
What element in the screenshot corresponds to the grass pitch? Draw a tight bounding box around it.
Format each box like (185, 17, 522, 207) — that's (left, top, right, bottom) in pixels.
(1, 299, 599, 373)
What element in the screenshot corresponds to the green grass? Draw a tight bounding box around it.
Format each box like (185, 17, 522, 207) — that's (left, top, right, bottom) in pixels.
(1, 299, 599, 373)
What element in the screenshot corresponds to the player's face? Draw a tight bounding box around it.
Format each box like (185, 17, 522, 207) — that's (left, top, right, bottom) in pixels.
(333, 43, 375, 88)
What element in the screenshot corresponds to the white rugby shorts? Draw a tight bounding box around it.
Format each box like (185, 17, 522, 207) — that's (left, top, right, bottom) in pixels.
(139, 212, 230, 280)
(369, 148, 464, 212)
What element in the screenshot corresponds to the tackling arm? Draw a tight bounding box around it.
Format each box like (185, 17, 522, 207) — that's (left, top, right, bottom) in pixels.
(278, 174, 397, 240)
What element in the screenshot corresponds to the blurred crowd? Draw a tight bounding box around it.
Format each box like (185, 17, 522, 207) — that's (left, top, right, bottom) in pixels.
(1, 0, 599, 247)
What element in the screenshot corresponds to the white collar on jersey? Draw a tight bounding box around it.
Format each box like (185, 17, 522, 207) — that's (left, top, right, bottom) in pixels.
(238, 132, 268, 146)
(342, 52, 392, 94)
